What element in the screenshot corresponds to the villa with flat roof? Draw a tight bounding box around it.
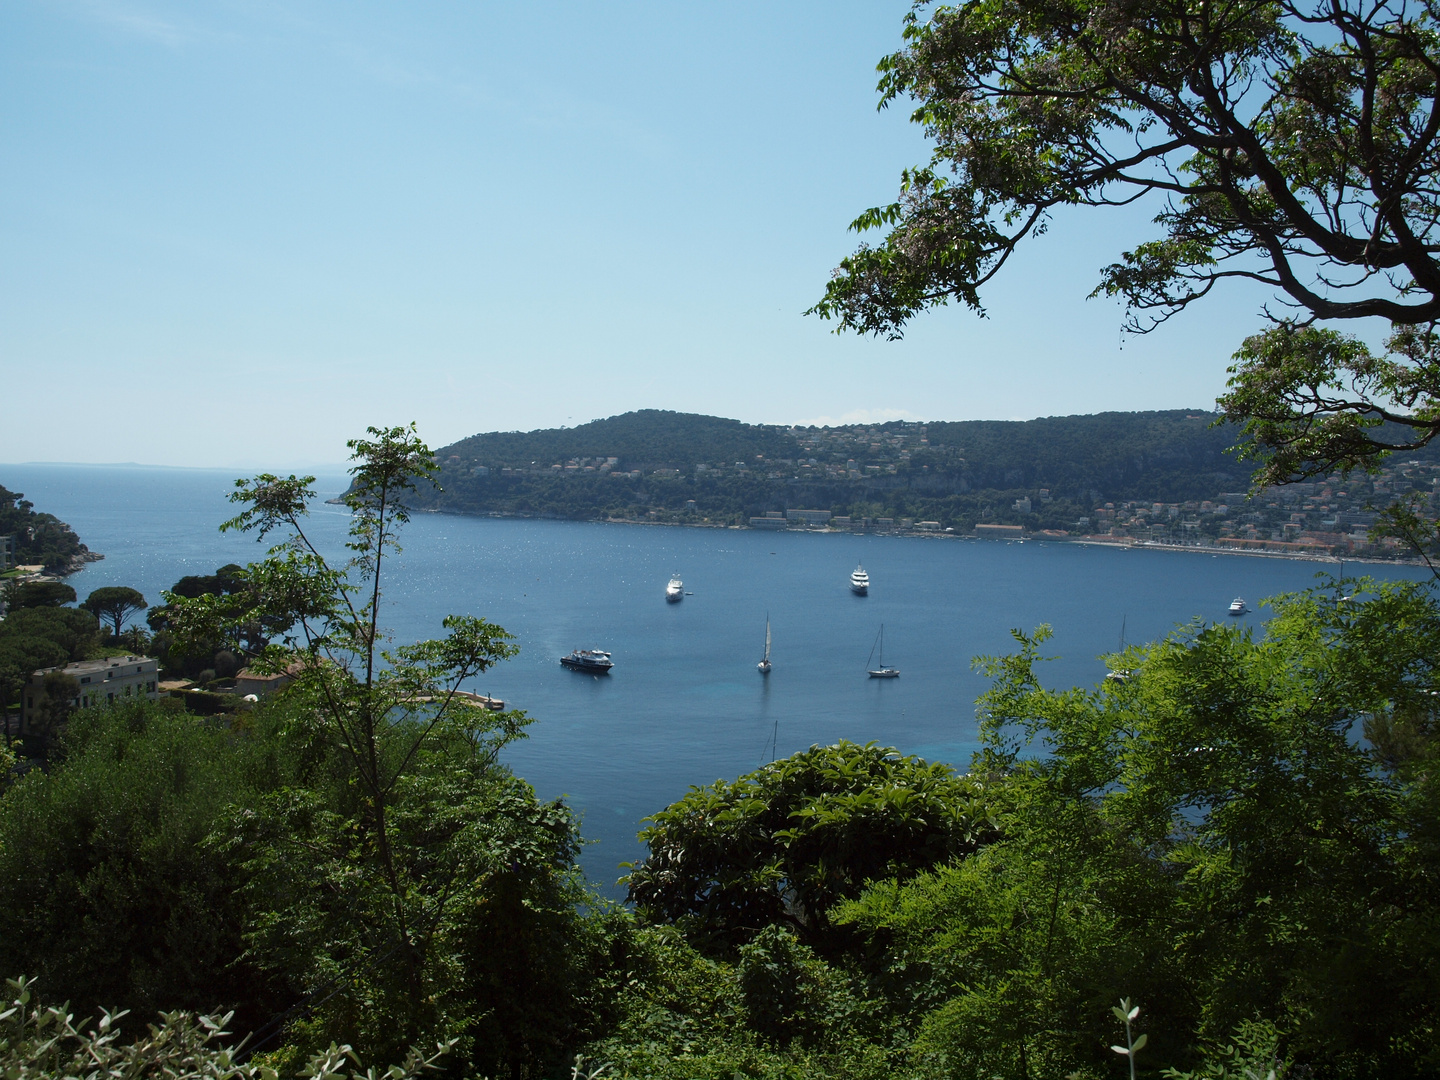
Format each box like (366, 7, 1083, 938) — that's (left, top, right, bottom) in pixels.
(21, 655, 159, 735)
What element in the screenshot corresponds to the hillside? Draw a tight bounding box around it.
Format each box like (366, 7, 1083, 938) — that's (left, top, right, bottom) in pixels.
(401, 409, 1262, 531)
(443, 410, 795, 473)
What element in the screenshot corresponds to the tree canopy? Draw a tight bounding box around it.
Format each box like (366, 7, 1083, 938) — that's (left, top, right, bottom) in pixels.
(7, 581, 76, 609)
(0, 606, 99, 720)
(812, 1, 1440, 480)
(82, 586, 147, 638)
(161, 425, 588, 1073)
(625, 741, 995, 954)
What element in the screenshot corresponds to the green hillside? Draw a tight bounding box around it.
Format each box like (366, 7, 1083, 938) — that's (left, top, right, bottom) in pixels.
(402, 409, 1437, 545)
(442, 410, 796, 472)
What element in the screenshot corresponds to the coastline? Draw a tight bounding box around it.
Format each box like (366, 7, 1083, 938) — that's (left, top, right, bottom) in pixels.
(6, 549, 105, 583)
(402, 505, 1428, 571)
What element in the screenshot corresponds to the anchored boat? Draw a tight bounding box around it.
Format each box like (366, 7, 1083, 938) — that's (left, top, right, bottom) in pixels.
(560, 649, 613, 674)
(850, 564, 870, 595)
(866, 624, 899, 679)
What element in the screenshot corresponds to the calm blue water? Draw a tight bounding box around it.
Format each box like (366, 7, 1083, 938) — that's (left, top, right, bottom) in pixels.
(6, 463, 1431, 894)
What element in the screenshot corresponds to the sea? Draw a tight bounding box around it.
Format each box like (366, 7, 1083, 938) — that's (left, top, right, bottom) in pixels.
(6, 463, 1432, 896)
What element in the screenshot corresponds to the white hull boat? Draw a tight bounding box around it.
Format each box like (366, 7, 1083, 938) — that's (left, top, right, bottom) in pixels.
(866, 624, 899, 678)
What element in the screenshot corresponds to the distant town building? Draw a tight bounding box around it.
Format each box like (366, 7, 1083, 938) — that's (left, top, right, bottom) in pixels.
(975, 524, 1025, 538)
(750, 512, 789, 529)
(0, 534, 12, 570)
(785, 509, 832, 526)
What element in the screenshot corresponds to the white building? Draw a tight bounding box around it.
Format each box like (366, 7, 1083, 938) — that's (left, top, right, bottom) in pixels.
(785, 508, 833, 526)
(21, 655, 159, 733)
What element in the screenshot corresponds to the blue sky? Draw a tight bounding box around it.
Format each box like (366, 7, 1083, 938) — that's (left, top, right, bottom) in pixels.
(3, 1, 1271, 468)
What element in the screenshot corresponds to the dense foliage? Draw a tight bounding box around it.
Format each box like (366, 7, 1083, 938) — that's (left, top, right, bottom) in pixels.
(0, 686, 616, 1078)
(147, 563, 271, 681)
(625, 742, 995, 954)
(1, 974, 452, 1080)
(832, 578, 1440, 1077)
(0, 604, 100, 722)
(0, 701, 282, 1029)
(6, 581, 77, 609)
(0, 483, 90, 571)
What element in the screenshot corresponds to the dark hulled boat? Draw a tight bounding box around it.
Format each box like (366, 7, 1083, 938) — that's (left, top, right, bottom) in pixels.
(560, 648, 613, 673)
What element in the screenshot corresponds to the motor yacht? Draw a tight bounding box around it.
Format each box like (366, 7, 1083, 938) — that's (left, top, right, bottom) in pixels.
(1228, 597, 1247, 616)
(560, 649, 613, 673)
(850, 564, 870, 595)
(666, 575, 684, 602)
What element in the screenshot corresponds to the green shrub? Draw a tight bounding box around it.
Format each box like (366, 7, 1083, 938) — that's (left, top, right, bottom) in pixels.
(0, 699, 282, 1031)
(0, 974, 452, 1080)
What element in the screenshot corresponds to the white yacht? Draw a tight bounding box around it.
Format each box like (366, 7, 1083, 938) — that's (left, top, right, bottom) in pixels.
(849, 564, 870, 595)
(1228, 597, 1247, 616)
(666, 575, 684, 603)
(758, 615, 772, 675)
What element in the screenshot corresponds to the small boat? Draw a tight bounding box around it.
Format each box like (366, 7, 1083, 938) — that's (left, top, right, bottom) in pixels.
(1228, 597, 1247, 616)
(666, 575, 684, 603)
(758, 615, 772, 675)
(850, 564, 870, 595)
(866, 624, 899, 679)
(560, 649, 613, 674)
(1106, 615, 1130, 682)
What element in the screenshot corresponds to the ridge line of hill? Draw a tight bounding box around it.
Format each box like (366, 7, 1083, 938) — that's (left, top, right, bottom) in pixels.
(400, 410, 1440, 554)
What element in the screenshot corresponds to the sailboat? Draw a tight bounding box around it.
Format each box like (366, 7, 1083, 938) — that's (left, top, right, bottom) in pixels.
(866, 624, 899, 679)
(758, 615, 772, 674)
(1106, 614, 1130, 683)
